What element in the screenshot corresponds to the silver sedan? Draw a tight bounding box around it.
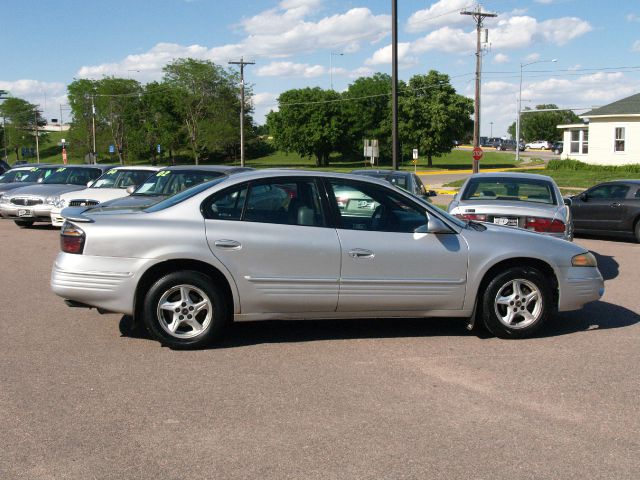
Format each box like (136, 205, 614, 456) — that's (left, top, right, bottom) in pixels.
(51, 170, 603, 348)
(448, 172, 573, 241)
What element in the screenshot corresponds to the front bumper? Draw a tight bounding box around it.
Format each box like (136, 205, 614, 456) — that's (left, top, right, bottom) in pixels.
(51, 252, 153, 315)
(50, 206, 64, 227)
(0, 203, 54, 222)
(557, 266, 604, 311)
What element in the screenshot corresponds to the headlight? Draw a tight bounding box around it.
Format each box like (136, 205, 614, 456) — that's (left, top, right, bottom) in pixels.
(0, 195, 8, 205)
(572, 252, 597, 267)
(45, 196, 58, 205)
(53, 198, 67, 208)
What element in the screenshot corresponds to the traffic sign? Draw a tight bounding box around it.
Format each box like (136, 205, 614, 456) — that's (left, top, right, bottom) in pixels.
(472, 147, 483, 161)
(412, 148, 419, 160)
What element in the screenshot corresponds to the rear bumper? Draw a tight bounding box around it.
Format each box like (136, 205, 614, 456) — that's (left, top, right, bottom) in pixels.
(557, 266, 604, 311)
(51, 252, 153, 315)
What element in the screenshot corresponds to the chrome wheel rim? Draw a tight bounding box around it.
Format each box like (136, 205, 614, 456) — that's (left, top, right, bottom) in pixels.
(494, 279, 543, 329)
(157, 284, 213, 339)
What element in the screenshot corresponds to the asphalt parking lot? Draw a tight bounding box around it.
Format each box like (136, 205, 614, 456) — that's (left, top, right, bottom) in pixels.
(1, 221, 638, 479)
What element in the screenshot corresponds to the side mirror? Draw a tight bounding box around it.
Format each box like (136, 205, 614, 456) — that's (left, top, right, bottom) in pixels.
(126, 185, 136, 195)
(415, 216, 453, 234)
(426, 190, 438, 197)
(563, 197, 572, 207)
(37, 178, 44, 183)
(580, 193, 588, 202)
(87, 180, 94, 187)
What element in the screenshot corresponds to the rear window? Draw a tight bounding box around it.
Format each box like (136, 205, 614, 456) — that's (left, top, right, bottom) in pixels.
(462, 177, 557, 205)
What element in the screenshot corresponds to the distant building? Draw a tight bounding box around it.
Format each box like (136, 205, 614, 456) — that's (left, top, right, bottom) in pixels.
(558, 93, 640, 165)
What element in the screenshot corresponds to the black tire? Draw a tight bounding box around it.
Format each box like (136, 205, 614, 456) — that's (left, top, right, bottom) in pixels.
(481, 267, 552, 339)
(14, 219, 34, 228)
(142, 271, 230, 349)
(634, 220, 640, 243)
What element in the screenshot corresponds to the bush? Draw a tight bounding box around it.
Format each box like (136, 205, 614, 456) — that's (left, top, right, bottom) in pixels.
(547, 159, 640, 173)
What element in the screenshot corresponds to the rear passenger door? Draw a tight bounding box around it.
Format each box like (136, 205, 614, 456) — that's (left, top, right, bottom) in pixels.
(203, 177, 341, 314)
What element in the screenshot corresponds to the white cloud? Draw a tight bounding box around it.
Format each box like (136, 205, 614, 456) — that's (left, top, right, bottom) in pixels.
(0, 79, 67, 122)
(252, 92, 278, 107)
(348, 67, 374, 79)
(534, 0, 555, 4)
(493, 53, 510, 64)
(412, 27, 475, 54)
(257, 61, 326, 78)
(365, 42, 416, 66)
(626, 13, 640, 22)
(406, 0, 472, 33)
(525, 53, 541, 62)
(78, 5, 390, 80)
(475, 72, 638, 137)
(632, 40, 640, 52)
(537, 17, 592, 46)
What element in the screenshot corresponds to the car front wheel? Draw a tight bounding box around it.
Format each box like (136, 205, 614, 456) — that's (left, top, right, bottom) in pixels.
(481, 267, 552, 339)
(143, 271, 229, 349)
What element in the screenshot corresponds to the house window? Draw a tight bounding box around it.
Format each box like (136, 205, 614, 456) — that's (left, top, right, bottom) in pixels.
(570, 130, 580, 153)
(615, 127, 625, 152)
(582, 129, 589, 154)
(570, 129, 588, 154)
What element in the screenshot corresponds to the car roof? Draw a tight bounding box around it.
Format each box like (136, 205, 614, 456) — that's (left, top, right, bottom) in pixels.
(351, 169, 412, 176)
(105, 165, 160, 171)
(466, 172, 555, 182)
(157, 165, 253, 173)
(220, 168, 400, 189)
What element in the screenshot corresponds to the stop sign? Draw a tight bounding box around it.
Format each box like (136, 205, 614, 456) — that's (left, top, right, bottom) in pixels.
(472, 147, 483, 161)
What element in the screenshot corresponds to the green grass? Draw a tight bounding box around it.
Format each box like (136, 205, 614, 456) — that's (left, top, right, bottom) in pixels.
(444, 159, 640, 190)
(27, 137, 528, 172)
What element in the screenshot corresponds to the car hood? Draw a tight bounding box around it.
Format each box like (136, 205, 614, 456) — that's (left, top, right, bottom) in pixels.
(5, 184, 87, 198)
(0, 182, 38, 193)
(59, 187, 130, 203)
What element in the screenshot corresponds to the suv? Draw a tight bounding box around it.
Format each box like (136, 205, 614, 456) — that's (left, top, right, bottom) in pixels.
(525, 140, 551, 150)
(551, 141, 563, 155)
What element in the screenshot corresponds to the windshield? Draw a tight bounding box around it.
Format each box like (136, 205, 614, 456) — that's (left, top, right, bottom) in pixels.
(91, 168, 155, 189)
(134, 170, 225, 196)
(0, 167, 55, 183)
(42, 167, 103, 185)
(461, 177, 557, 205)
(145, 178, 227, 212)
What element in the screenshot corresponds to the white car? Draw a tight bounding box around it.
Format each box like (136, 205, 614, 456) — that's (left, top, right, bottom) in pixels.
(50, 166, 159, 227)
(525, 140, 551, 150)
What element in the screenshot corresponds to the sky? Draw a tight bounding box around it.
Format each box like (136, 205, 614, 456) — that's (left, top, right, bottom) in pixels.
(1, 0, 640, 138)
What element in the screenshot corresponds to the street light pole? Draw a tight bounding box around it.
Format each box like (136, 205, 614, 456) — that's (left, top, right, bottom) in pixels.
(391, 0, 399, 170)
(91, 95, 97, 164)
(516, 59, 557, 162)
(330, 52, 343, 90)
(229, 57, 255, 168)
(0, 89, 8, 161)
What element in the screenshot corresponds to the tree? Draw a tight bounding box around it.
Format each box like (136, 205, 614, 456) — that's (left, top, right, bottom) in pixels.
(266, 87, 344, 167)
(162, 58, 242, 164)
(341, 73, 392, 158)
(398, 71, 473, 166)
(508, 104, 580, 142)
(0, 97, 47, 162)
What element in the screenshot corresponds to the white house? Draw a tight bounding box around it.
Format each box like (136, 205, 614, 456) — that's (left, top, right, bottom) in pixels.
(558, 93, 640, 165)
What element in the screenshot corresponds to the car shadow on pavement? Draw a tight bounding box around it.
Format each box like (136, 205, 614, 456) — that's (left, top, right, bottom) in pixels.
(591, 252, 619, 280)
(539, 301, 639, 338)
(118, 300, 638, 349)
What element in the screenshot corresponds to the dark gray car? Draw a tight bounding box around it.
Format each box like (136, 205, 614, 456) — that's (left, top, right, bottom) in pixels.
(351, 169, 436, 201)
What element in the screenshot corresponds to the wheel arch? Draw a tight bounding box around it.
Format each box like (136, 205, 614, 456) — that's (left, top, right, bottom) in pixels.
(133, 259, 236, 325)
(475, 257, 559, 317)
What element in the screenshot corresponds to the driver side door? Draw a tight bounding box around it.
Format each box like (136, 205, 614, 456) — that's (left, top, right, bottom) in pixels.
(325, 179, 469, 313)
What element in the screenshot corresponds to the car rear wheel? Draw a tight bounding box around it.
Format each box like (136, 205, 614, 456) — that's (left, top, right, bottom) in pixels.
(14, 220, 34, 228)
(481, 267, 551, 339)
(634, 220, 640, 243)
(143, 271, 229, 349)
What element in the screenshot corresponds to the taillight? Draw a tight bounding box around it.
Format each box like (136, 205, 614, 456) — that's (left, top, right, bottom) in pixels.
(525, 217, 565, 233)
(61, 222, 85, 254)
(455, 213, 488, 221)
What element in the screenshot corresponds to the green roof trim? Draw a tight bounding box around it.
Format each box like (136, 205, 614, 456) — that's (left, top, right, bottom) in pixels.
(582, 93, 640, 117)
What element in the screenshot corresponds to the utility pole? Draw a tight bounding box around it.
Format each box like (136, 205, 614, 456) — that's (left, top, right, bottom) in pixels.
(91, 96, 97, 164)
(229, 57, 255, 168)
(34, 109, 40, 162)
(391, 0, 399, 170)
(0, 89, 7, 161)
(461, 5, 496, 173)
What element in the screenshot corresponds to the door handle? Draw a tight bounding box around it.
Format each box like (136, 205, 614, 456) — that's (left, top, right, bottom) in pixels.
(610, 202, 621, 208)
(214, 239, 242, 250)
(348, 248, 375, 259)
